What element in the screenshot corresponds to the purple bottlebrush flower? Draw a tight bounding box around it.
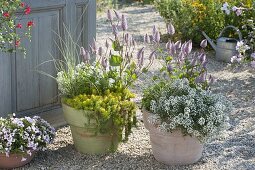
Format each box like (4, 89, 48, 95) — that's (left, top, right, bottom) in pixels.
(152, 25, 157, 36)
(208, 75, 216, 84)
(139, 51, 144, 67)
(185, 40, 193, 54)
(124, 33, 130, 44)
(80, 47, 90, 62)
(200, 39, 208, 48)
(144, 34, 151, 43)
(199, 53, 207, 63)
(137, 47, 144, 59)
(190, 58, 197, 66)
(91, 38, 97, 53)
(169, 43, 176, 55)
(167, 23, 175, 35)
(149, 50, 156, 61)
(112, 25, 118, 36)
(167, 64, 173, 73)
(202, 60, 208, 68)
(107, 10, 113, 21)
(175, 41, 182, 49)
(154, 31, 160, 43)
(178, 52, 185, 61)
(166, 41, 171, 49)
(121, 15, 128, 31)
(105, 40, 110, 49)
(196, 73, 207, 83)
(114, 10, 121, 20)
(101, 57, 107, 69)
(132, 39, 137, 47)
(98, 47, 104, 56)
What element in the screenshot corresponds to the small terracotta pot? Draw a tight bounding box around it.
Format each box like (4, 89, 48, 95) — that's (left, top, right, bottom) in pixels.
(143, 110, 203, 165)
(0, 150, 36, 169)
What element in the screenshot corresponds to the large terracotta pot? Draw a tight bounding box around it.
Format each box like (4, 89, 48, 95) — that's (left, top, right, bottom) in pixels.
(0, 150, 36, 169)
(62, 103, 119, 154)
(143, 110, 203, 165)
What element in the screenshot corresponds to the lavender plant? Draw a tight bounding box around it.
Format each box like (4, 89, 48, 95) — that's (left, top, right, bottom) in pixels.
(0, 114, 55, 159)
(143, 23, 214, 90)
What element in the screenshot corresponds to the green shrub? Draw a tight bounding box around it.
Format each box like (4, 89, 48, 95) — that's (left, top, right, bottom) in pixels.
(154, 0, 254, 44)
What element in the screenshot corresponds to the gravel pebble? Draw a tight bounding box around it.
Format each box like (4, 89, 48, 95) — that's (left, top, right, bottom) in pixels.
(17, 5, 255, 170)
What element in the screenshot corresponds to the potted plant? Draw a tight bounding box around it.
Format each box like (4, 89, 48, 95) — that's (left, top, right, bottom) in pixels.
(0, 114, 55, 169)
(141, 25, 232, 165)
(54, 10, 151, 154)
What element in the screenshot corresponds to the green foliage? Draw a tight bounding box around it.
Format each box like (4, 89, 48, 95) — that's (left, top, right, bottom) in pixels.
(154, 0, 254, 44)
(63, 91, 136, 140)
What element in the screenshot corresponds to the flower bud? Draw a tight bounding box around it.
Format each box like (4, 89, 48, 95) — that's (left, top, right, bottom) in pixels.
(167, 23, 175, 35)
(98, 47, 104, 56)
(191, 58, 197, 66)
(105, 40, 110, 49)
(208, 75, 216, 84)
(124, 33, 130, 44)
(199, 53, 206, 63)
(121, 15, 128, 31)
(185, 40, 192, 54)
(200, 39, 207, 48)
(154, 31, 160, 43)
(137, 47, 144, 59)
(149, 50, 156, 61)
(144, 34, 151, 43)
(169, 43, 176, 55)
(152, 25, 157, 36)
(107, 10, 113, 21)
(167, 64, 173, 73)
(139, 51, 144, 67)
(175, 41, 182, 49)
(101, 57, 107, 69)
(112, 25, 118, 36)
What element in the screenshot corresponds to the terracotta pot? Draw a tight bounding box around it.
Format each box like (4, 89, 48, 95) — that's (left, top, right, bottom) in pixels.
(143, 110, 203, 165)
(62, 103, 119, 154)
(0, 150, 36, 169)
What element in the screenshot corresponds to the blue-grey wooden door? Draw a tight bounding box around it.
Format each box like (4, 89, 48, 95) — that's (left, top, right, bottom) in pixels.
(0, 0, 96, 118)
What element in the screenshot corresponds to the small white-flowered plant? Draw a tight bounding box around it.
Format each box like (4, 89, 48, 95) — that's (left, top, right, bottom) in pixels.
(0, 114, 55, 158)
(143, 79, 232, 142)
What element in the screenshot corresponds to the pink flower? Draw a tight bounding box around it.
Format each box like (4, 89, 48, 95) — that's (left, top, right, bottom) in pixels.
(24, 6, 31, 15)
(3, 12, 10, 18)
(16, 23, 22, 29)
(27, 21, 34, 27)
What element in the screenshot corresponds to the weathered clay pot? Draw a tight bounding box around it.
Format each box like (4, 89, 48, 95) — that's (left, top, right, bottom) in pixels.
(62, 103, 119, 154)
(143, 110, 203, 165)
(0, 150, 36, 169)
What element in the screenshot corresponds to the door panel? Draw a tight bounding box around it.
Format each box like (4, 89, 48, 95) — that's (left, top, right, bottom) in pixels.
(0, 0, 96, 117)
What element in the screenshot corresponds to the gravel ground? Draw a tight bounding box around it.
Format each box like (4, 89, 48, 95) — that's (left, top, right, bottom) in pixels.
(18, 5, 255, 170)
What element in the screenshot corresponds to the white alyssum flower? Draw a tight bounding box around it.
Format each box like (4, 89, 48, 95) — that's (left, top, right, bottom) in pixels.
(146, 78, 232, 142)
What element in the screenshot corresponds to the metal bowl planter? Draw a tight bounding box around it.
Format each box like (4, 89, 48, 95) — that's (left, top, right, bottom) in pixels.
(0, 150, 36, 169)
(143, 110, 203, 165)
(62, 103, 119, 154)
